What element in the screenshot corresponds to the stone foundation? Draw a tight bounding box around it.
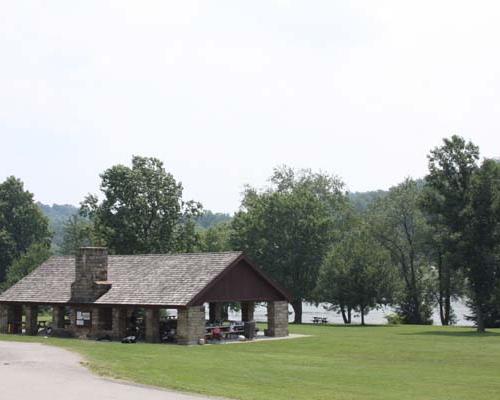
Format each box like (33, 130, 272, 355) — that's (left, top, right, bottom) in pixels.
(267, 301, 289, 337)
(177, 306, 205, 345)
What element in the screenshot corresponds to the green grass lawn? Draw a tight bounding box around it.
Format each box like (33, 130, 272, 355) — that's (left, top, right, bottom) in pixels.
(1, 324, 500, 400)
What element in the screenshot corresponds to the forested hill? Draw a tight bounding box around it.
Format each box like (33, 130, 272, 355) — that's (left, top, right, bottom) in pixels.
(37, 203, 78, 223)
(37, 203, 79, 251)
(348, 190, 387, 211)
(38, 192, 383, 251)
(37, 203, 232, 251)
(38, 192, 383, 239)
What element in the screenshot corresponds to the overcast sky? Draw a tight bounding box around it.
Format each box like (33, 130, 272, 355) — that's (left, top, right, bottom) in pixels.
(1, 1, 500, 213)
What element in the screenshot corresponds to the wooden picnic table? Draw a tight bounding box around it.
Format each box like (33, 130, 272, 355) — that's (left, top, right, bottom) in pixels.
(312, 317, 328, 324)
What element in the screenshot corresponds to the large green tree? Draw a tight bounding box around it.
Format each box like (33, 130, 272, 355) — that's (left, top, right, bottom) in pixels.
(231, 166, 347, 323)
(0, 177, 51, 284)
(422, 135, 479, 325)
(462, 159, 500, 332)
(369, 179, 434, 324)
(80, 156, 202, 254)
(315, 220, 395, 325)
(2, 243, 51, 289)
(197, 222, 234, 252)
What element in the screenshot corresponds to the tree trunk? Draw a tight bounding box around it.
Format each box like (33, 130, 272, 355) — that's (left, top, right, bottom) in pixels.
(476, 303, 485, 333)
(360, 306, 365, 326)
(438, 252, 447, 326)
(347, 307, 352, 324)
(444, 286, 451, 325)
(221, 304, 229, 321)
(341, 306, 349, 324)
(439, 252, 452, 326)
(291, 300, 303, 324)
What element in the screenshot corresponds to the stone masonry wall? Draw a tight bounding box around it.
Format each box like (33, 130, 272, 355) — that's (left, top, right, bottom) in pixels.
(267, 301, 289, 337)
(112, 307, 128, 340)
(71, 247, 111, 303)
(145, 308, 160, 343)
(0, 304, 22, 334)
(0, 305, 8, 334)
(177, 306, 206, 345)
(52, 306, 66, 329)
(25, 305, 38, 336)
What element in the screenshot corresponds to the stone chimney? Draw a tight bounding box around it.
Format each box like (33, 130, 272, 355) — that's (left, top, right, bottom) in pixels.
(70, 247, 111, 303)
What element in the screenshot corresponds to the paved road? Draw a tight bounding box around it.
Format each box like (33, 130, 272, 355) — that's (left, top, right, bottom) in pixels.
(0, 341, 218, 400)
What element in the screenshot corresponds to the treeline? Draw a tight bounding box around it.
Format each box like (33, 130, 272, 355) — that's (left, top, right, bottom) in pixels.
(38, 203, 231, 254)
(1, 137, 499, 332)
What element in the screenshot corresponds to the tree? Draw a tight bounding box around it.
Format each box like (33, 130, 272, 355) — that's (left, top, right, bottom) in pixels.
(422, 135, 479, 325)
(80, 156, 202, 254)
(196, 210, 232, 229)
(462, 159, 500, 332)
(197, 222, 233, 252)
(231, 166, 347, 323)
(0, 177, 51, 284)
(2, 243, 51, 289)
(315, 221, 395, 325)
(369, 179, 434, 324)
(59, 215, 94, 255)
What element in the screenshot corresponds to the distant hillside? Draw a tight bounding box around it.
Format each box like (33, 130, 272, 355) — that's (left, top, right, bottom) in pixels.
(37, 203, 232, 251)
(37, 203, 79, 223)
(348, 190, 387, 211)
(196, 210, 232, 229)
(37, 203, 79, 252)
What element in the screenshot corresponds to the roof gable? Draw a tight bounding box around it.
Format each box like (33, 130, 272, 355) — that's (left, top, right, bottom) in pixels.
(188, 257, 290, 305)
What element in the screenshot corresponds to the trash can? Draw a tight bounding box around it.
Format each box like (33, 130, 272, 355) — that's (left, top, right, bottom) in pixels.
(243, 320, 256, 340)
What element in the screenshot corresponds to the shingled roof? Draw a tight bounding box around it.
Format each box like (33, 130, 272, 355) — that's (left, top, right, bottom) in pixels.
(0, 251, 284, 307)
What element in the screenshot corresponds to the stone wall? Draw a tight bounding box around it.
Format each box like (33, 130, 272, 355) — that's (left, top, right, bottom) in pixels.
(177, 306, 206, 345)
(70, 247, 111, 303)
(0, 305, 8, 334)
(267, 301, 289, 337)
(145, 308, 160, 343)
(52, 306, 66, 329)
(0, 304, 22, 334)
(112, 307, 128, 340)
(24, 305, 38, 336)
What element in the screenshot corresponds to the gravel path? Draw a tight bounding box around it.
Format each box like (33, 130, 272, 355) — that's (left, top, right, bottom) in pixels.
(0, 341, 219, 400)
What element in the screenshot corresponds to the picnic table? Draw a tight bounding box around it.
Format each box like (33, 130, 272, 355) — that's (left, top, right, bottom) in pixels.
(206, 323, 245, 340)
(312, 316, 328, 324)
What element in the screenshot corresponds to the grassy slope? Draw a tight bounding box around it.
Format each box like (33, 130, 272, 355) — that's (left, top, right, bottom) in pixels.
(1, 324, 500, 400)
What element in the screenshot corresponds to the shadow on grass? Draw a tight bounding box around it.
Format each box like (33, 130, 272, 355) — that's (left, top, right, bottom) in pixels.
(398, 330, 500, 337)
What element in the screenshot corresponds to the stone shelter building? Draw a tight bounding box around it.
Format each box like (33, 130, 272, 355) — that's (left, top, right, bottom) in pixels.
(0, 247, 290, 344)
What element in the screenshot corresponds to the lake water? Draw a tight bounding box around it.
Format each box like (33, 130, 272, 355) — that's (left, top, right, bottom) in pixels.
(230, 301, 474, 326)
